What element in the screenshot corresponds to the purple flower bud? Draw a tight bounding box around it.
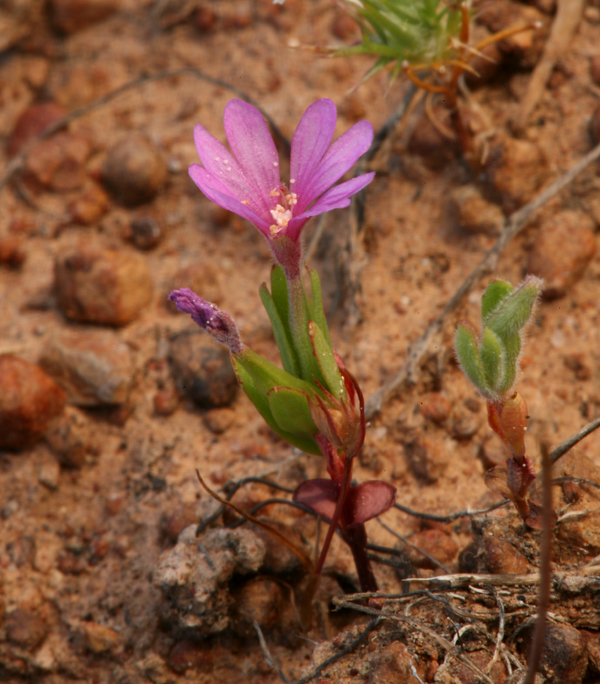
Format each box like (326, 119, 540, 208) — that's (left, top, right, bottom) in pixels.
(168, 288, 243, 355)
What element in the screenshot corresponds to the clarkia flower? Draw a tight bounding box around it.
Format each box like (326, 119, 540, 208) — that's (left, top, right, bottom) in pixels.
(189, 98, 374, 246)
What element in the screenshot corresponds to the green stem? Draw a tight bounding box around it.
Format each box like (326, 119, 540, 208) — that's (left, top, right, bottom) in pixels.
(287, 275, 322, 385)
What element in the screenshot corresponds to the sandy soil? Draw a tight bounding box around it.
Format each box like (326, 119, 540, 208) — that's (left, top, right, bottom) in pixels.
(2, 0, 600, 682)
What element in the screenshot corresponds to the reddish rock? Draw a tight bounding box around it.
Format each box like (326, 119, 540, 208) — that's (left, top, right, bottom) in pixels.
(539, 624, 588, 684)
(153, 387, 179, 416)
(527, 211, 597, 299)
(404, 436, 450, 483)
(50, 0, 119, 34)
(168, 638, 214, 674)
(6, 608, 49, 651)
(368, 641, 414, 684)
(330, 12, 359, 42)
(419, 392, 451, 424)
(0, 234, 27, 268)
(68, 183, 110, 225)
(406, 528, 458, 569)
(451, 408, 482, 439)
(7, 101, 66, 158)
(101, 136, 168, 207)
(464, 41, 502, 87)
(40, 330, 133, 406)
(129, 215, 162, 250)
(0, 356, 66, 450)
(45, 406, 96, 467)
(408, 105, 460, 170)
(169, 331, 238, 409)
(448, 185, 504, 235)
(54, 246, 153, 326)
(483, 537, 529, 574)
(484, 135, 547, 213)
(24, 132, 91, 191)
(163, 504, 197, 544)
(450, 648, 508, 684)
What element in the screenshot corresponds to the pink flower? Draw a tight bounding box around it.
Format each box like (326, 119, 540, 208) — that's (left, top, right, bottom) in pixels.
(189, 99, 375, 244)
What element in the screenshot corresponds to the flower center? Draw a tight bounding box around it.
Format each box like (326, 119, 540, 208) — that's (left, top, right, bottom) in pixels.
(268, 184, 298, 236)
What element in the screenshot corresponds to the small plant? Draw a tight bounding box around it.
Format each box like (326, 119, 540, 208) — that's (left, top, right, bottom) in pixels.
(170, 98, 395, 610)
(455, 276, 546, 527)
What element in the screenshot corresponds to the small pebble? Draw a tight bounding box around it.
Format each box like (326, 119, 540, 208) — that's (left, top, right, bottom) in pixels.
(50, 0, 119, 34)
(24, 132, 91, 191)
(81, 621, 120, 654)
(168, 639, 214, 674)
(526, 210, 597, 299)
(539, 624, 588, 684)
(448, 185, 504, 235)
(45, 405, 96, 468)
(590, 55, 600, 87)
(6, 608, 49, 651)
(130, 215, 163, 250)
(408, 105, 460, 170)
(403, 436, 450, 483)
(38, 452, 60, 489)
(203, 407, 235, 434)
(0, 356, 66, 451)
(54, 246, 153, 326)
(231, 578, 283, 637)
(405, 528, 458, 570)
(40, 330, 134, 405)
(169, 331, 238, 409)
(68, 183, 110, 226)
(0, 235, 27, 268)
(368, 641, 414, 683)
(7, 102, 66, 158)
(153, 386, 179, 416)
(419, 392, 451, 424)
(484, 135, 547, 213)
(163, 503, 197, 544)
(483, 537, 529, 574)
(101, 136, 168, 207)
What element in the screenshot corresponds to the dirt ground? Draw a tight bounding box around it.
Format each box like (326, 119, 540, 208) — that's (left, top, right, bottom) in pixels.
(2, 0, 600, 682)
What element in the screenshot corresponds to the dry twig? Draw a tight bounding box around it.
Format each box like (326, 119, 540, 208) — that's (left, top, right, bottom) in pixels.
(254, 621, 291, 684)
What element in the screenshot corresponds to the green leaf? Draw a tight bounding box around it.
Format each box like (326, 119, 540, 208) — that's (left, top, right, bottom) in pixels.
(309, 321, 344, 399)
(235, 347, 315, 396)
(232, 357, 321, 455)
(497, 333, 521, 395)
(259, 283, 299, 377)
(486, 277, 542, 342)
(270, 265, 290, 331)
(481, 280, 513, 324)
(479, 327, 503, 393)
(267, 386, 317, 437)
(307, 268, 332, 350)
(455, 323, 488, 395)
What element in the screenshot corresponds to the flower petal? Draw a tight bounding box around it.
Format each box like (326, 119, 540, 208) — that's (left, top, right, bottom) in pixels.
(296, 120, 374, 212)
(290, 99, 337, 201)
(286, 173, 374, 242)
(192, 124, 262, 215)
(223, 99, 280, 216)
(189, 164, 272, 236)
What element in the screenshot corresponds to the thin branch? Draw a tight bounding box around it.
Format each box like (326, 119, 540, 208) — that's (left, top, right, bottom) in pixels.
(486, 592, 505, 674)
(365, 141, 600, 419)
(549, 415, 600, 464)
(393, 499, 510, 523)
(291, 617, 383, 684)
(254, 621, 291, 684)
(0, 67, 290, 193)
(523, 444, 553, 684)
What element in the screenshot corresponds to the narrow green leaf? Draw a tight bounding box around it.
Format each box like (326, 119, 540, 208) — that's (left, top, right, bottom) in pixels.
(259, 283, 299, 377)
(455, 323, 488, 395)
(309, 321, 344, 399)
(479, 327, 503, 394)
(307, 268, 332, 349)
(487, 277, 542, 341)
(235, 347, 315, 396)
(481, 280, 513, 324)
(497, 333, 521, 395)
(270, 265, 290, 330)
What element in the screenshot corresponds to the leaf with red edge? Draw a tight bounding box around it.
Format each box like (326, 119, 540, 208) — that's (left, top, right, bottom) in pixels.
(293, 478, 339, 520)
(345, 480, 396, 526)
